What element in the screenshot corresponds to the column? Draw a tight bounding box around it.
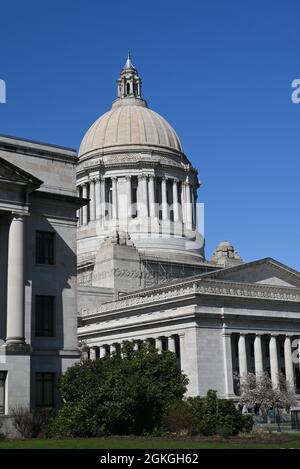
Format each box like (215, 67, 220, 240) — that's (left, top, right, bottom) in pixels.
(138, 175, 148, 218)
(126, 176, 132, 219)
(222, 327, 235, 396)
(238, 334, 248, 378)
(100, 177, 105, 225)
(185, 181, 193, 229)
(269, 335, 279, 388)
(6, 214, 26, 344)
(284, 335, 295, 389)
(168, 336, 176, 353)
(89, 179, 95, 221)
(181, 182, 186, 223)
(100, 345, 107, 358)
(155, 337, 163, 354)
(133, 342, 139, 352)
(172, 179, 180, 222)
(89, 347, 97, 360)
(76, 186, 80, 225)
(110, 343, 117, 355)
(148, 175, 156, 218)
(254, 334, 264, 377)
(82, 183, 88, 225)
(111, 177, 118, 220)
(161, 178, 168, 220)
(95, 177, 101, 220)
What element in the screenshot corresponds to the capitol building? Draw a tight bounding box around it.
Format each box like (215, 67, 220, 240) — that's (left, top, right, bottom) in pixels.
(0, 54, 300, 430)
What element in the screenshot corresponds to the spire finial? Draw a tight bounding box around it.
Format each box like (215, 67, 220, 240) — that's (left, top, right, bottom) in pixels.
(124, 50, 135, 70)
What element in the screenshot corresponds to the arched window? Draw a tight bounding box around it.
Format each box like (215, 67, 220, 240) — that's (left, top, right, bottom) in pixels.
(126, 82, 130, 95)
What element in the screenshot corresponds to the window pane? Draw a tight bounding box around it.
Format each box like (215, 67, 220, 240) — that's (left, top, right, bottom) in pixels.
(35, 296, 55, 337)
(36, 231, 55, 265)
(35, 373, 55, 408)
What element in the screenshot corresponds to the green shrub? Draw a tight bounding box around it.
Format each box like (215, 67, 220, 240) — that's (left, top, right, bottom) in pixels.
(186, 390, 253, 437)
(46, 342, 188, 437)
(164, 400, 197, 435)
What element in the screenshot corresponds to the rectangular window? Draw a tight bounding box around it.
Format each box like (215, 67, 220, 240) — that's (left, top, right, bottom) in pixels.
(35, 373, 55, 408)
(0, 372, 6, 414)
(35, 295, 55, 337)
(36, 231, 55, 265)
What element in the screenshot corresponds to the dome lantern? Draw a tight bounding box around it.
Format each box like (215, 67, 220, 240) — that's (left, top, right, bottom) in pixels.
(116, 51, 143, 101)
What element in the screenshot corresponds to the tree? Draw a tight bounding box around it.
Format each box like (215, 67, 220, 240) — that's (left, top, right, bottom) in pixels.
(46, 341, 188, 437)
(239, 372, 298, 430)
(186, 390, 253, 436)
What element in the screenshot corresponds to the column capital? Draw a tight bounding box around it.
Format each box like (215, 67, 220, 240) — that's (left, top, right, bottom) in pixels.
(111, 176, 117, 182)
(11, 212, 27, 221)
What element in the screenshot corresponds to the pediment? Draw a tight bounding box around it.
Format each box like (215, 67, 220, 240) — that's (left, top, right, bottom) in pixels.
(203, 258, 300, 288)
(0, 156, 42, 188)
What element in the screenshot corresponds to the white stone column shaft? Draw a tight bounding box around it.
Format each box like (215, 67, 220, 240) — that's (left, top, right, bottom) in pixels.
(6, 214, 26, 344)
(185, 182, 193, 229)
(254, 334, 264, 376)
(222, 328, 235, 396)
(76, 186, 80, 225)
(269, 335, 279, 388)
(138, 175, 148, 218)
(284, 336, 295, 389)
(168, 336, 176, 353)
(161, 178, 168, 220)
(238, 334, 248, 377)
(155, 337, 163, 354)
(89, 179, 95, 221)
(89, 347, 97, 360)
(172, 179, 180, 222)
(82, 183, 88, 225)
(95, 178, 101, 220)
(100, 178, 105, 225)
(126, 176, 132, 219)
(112, 177, 118, 220)
(100, 345, 106, 358)
(148, 175, 156, 218)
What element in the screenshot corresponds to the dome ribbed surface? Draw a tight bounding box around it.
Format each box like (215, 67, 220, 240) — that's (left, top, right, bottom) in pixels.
(79, 103, 183, 157)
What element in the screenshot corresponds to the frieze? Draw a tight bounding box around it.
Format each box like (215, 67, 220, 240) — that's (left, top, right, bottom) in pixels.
(79, 278, 300, 318)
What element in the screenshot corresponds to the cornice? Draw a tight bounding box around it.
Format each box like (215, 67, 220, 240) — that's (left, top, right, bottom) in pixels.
(79, 278, 300, 320)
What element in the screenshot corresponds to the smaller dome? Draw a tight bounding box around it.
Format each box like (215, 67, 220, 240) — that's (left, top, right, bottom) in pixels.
(211, 240, 243, 267)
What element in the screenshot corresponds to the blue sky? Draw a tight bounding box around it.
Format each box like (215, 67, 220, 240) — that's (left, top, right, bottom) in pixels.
(0, 0, 299, 269)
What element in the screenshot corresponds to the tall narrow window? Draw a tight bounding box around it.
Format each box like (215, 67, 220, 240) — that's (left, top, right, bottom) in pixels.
(36, 231, 55, 265)
(0, 372, 6, 414)
(35, 295, 55, 337)
(35, 373, 55, 408)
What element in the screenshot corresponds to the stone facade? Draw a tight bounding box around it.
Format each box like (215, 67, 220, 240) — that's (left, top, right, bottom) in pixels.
(0, 135, 85, 430)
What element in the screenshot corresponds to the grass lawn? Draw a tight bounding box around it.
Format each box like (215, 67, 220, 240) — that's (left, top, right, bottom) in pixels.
(1, 434, 300, 449)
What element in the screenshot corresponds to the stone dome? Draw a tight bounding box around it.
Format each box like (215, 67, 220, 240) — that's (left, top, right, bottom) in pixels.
(79, 55, 183, 158)
(79, 98, 183, 157)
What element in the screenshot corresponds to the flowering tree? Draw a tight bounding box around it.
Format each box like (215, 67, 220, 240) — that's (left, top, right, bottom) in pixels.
(239, 372, 298, 428)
